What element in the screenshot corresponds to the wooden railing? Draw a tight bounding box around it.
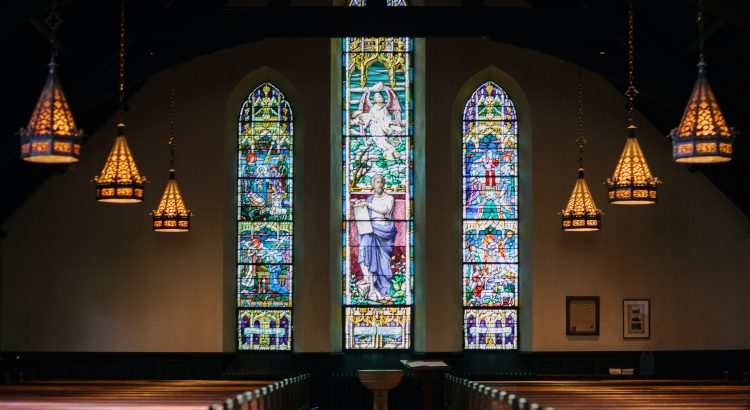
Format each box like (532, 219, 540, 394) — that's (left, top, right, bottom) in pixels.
(210, 373, 312, 410)
(444, 374, 553, 410)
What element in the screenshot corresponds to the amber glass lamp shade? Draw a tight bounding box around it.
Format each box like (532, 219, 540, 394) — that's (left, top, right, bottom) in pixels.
(606, 126, 661, 205)
(561, 168, 602, 231)
(151, 170, 191, 232)
(19, 62, 84, 163)
(671, 64, 735, 163)
(93, 123, 146, 203)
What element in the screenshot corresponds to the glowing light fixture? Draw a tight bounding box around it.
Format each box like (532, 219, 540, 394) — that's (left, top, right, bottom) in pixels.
(93, 0, 146, 203)
(606, 0, 661, 205)
(151, 80, 192, 232)
(561, 68, 602, 231)
(670, 0, 735, 163)
(19, 12, 84, 164)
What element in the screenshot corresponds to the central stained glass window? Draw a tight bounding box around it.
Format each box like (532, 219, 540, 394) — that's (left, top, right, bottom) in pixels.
(342, 0, 413, 350)
(462, 81, 518, 350)
(237, 82, 293, 351)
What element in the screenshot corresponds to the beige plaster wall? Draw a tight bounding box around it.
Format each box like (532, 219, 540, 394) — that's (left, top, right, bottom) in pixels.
(1, 37, 748, 352)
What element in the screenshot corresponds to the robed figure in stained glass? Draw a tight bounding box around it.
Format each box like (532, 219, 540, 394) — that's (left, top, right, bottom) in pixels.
(354, 174, 397, 302)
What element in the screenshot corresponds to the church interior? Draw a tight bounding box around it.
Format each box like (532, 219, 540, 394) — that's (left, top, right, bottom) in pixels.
(1, 0, 750, 408)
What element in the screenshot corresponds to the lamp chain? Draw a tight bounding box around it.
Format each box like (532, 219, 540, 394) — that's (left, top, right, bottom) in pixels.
(697, 0, 705, 64)
(576, 66, 586, 169)
(168, 76, 176, 171)
(624, 0, 639, 124)
(118, 0, 126, 123)
(44, 11, 61, 63)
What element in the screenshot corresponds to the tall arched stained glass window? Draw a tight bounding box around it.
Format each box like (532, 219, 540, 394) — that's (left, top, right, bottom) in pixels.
(237, 82, 294, 351)
(462, 81, 518, 350)
(342, 0, 413, 350)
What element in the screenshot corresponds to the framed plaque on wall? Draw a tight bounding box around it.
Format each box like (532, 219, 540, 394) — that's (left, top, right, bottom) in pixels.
(566, 296, 600, 335)
(623, 299, 650, 339)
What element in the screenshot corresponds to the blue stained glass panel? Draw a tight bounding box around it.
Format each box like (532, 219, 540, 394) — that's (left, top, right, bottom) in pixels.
(237, 83, 293, 351)
(238, 178, 293, 221)
(462, 81, 518, 350)
(463, 176, 517, 220)
(463, 220, 518, 264)
(238, 148, 292, 179)
(238, 264, 292, 308)
(343, 33, 413, 349)
(238, 221, 292, 265)
(463, 263, 517, 307)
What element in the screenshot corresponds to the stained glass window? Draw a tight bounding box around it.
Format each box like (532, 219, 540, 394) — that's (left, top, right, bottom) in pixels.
(237, 82, 294, 351)
(462, 81, 518, 350)
(347, 0, 407, 6)
(342, 0, 413, 350)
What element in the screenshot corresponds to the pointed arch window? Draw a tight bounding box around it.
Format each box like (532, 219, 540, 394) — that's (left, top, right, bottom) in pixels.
(342, 0, 413, 350)
(462, 81, 518, 350)
(237, 82, 294, 351)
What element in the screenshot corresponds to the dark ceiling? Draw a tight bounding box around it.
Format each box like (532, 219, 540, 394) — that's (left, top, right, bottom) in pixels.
(1, 0, 749, 226)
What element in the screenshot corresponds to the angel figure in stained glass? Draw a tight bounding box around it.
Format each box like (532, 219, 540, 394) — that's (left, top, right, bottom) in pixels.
(352, 82, 404, 160)
(480, 228, 498, 263)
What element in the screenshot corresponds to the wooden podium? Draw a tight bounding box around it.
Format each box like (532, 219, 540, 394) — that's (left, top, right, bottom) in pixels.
(401, 360, 451, 410)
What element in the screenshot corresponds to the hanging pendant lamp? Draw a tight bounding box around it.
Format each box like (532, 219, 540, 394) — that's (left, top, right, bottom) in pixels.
(93, 0, 146, 203)
(606, 0, 661, 205)
(670, 0, 735, 163)
(562, 68, 602, 231)
(19, 12, 84, 164)
(152, 80, 192, 232)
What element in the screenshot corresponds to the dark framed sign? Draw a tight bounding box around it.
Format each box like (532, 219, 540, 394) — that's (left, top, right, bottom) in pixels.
(566, 296, 600, 335)
(623, 299, 650, 339)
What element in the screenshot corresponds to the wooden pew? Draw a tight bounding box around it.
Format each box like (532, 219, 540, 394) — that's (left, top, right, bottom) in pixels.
(0, 375, 314, 410)
(0, 379, 276, 409)
(210, 374, 312, 410)
(475, 379, 750, 410)
(444, 374, 550, 410)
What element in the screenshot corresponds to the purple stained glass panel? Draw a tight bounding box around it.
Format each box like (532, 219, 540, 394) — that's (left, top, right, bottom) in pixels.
(347, 0, 408, 6)
(238, 309, 292, 351)
(464, 308, 517, 350)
